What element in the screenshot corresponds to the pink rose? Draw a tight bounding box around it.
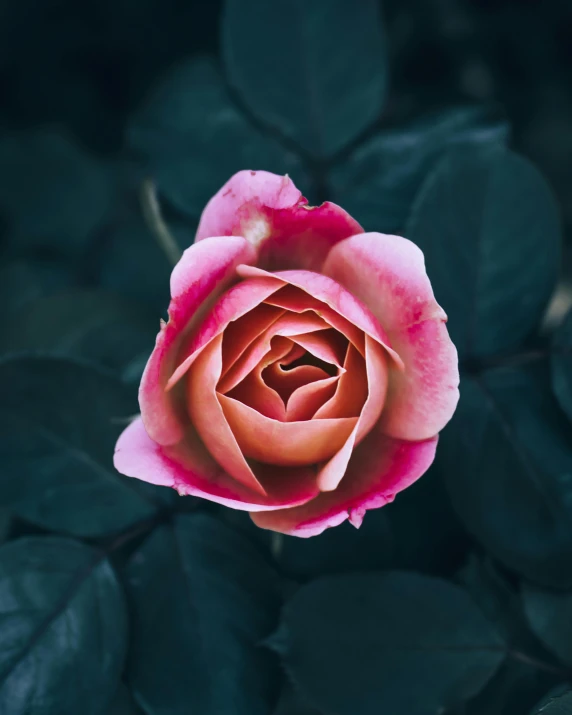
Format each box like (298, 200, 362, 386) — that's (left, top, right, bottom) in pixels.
(114, 171, 459, 536)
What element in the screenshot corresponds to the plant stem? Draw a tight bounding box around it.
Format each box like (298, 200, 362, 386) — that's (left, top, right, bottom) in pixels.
(141, 179, 182, 266)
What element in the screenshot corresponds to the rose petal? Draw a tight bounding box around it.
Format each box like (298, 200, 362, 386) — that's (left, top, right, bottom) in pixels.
(238, 264, 403, 368)
(314, 344, 367, 419)
(289, 328, 347, 368)
(226, 369, 287, 421)
(263, 363, 331, 403)
(217, 311, 330, 394)
(195, 170, 362, 271)
(286, 376, 339, 421)
(316, 335, 388, 492)
(187, 333, 267, 495)
(166, 274, 285, 391)
(219, 393, 358, 467)
(221, 303, 285, 372)
(114, 418, 319, 511)
(323, 232, 459, 440)
(139, 236, 257, 446)
(251, 429, 438, 535)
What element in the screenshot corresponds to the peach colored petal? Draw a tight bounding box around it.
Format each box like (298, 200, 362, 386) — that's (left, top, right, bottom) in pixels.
(217, 312, 330, 394)
(263, 363, 331, 403)
(314, 344, 367, 419)
(166, 275, 285, 391)
(226, 370, 286, 421)
(219, 393, 358, 467)
(250, 429, 438, 535)
(238, 264, 404, 368)
(114, 418, 319, 511)
(195, 170, 362, 271)
(316, 335, 388, 492)
(286, 376, 339, 421)
(187, 333, 266, 495)
(221, 303, 285, 373)
(139, 236, 257, 446)
(323, 232, 459, 440)
(289, 328, 347, 368)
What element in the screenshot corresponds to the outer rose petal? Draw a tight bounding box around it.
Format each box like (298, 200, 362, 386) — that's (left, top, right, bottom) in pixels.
(251, 428, 438, 536)
(323, 232, 459, 441)
(114, 418, 319, 511)
(195, 170, 362, 271)
(139, 235, 256, 446)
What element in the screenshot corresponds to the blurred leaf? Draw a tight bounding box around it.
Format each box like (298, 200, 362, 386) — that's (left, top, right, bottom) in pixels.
(440, 366, 572, 588)
(127, 57, 305, 219)
(273, 682, 322, 715)
(522, 583, 572, 667)
(458, 556, 561, 715)
(0, 130, 113, 256)
(1, 290, 157, 373)
(97, 210, 187, 314)
(330, 105, 508, 234)
(407, 146, 560, 361)
(551, 308, 572, 424)
(108, 683, 144, 715)
(0, 355, 159, 537)
(533, 691, 572, 714)
(0, 536, 127, 715)
(0, 259, 75, 314)
(268, 572, 504, 715)
(126, 513, 283, 715)
(383, 464, 470, 576)
(222, 0, 387, 158)
(278, 509, 392, 581)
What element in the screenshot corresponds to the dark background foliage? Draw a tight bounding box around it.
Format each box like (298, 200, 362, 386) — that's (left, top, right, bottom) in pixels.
(1, 0, 572, 713)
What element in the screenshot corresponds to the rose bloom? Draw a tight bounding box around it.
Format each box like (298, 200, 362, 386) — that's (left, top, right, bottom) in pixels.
(114, 171, 459, 536)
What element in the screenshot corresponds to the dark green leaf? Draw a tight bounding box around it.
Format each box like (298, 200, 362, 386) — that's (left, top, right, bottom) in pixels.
(464, 660, 559, 715)
(274, 682, 322, 715)
(222, 0, 387, 158)
(108, 683, 145, 715)
(551, 308, 572, 424)
(126, 513, 283, 715)
(440, 367, 572, 588)
(330, 104, 508, 234)
(0, 260, 74, 315)
(1, 290, 156, 373)
(406, 146, 560, 360)
(98, 211, 185, 313)
(0, 536, 127, 715)
(269, 572, 504, 715)
(522, 582, 572, 667)
(278, 509, 392, 581)
(0, 355, 158, 536)
(127, 57, 305, 219)
(533, 691, 572, 714)
(0, 130, 112, 255)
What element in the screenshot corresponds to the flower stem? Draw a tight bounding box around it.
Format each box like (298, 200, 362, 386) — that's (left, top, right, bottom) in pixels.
(141, 179, 182, 266)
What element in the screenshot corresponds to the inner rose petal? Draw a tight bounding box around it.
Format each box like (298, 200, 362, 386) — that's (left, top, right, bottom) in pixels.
(218, 393, 358, 467)
(314, 343, 367, 419)
(285, 376, 339, 421)
(218, 311, 330, 394)
(262, 362, 331, 403)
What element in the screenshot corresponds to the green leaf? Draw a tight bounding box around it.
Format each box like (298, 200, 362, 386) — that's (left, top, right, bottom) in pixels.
(330, 104, 508, 234)
(1, 290, 157, 373)
(406, 146, 560, 360)
(126, 513, 283, 715)
(551, 308, 572, 424)
(533, 691, 572, 714)
(0, 259, 74, 315)
(0, 355, 158, 537)
(440, 367, 572, 588)
(222, 0, 387, 158)
(0, 536, 127, 715)
(0, 130, 112, 255)
(274, 682, 322, 715)
(522, 583, 572, 667)
(127, 57, 305, 219)
(269, 572, 504, 715)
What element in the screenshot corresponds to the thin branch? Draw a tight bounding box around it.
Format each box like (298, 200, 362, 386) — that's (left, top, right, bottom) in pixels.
(140, 179, 182, 266)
